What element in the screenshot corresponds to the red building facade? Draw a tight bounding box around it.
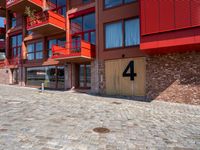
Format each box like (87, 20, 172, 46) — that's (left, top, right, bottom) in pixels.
(0, 0, 199, 104)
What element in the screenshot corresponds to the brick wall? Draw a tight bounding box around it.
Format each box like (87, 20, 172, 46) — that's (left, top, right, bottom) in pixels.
(146, 51, 200, 105)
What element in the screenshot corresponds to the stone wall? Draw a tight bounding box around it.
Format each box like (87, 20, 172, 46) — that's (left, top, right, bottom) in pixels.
(0, 68, 11, 85)
(146, 51, 200, 105)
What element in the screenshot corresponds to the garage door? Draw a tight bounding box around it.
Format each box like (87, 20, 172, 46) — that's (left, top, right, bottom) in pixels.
(105, 57, 146, 96)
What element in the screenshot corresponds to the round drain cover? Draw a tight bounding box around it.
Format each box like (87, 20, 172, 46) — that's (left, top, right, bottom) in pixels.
(112, 102, 122, 105)
(93, 127, 110, 133)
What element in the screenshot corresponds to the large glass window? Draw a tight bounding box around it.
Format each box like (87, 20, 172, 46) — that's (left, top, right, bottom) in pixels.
(27, 41, 43, 60)
(104, 0, 136, 8)
(47, 0, 66, 16)
(83, 0, 91, 3)
(70, 13, 96, 44)
(79, 64, 91, 88)
(105, 21, 123, 49)
(47, 37, 66, 58)
(10, 34, 22, 58)
(11, 17, 16, 28)
(125, 18, 140, 46)
(26, 66, 65, 89)
(0, 52, 5, 60)
(27, 44, 34, 60)
(105, 18, 140, 49)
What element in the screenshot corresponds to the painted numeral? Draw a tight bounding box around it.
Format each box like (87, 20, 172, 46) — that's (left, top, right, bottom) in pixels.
(122, 61, 137, 81)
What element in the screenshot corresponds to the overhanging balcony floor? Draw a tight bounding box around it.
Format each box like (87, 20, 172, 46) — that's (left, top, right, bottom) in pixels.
(6, 0, 43, 13)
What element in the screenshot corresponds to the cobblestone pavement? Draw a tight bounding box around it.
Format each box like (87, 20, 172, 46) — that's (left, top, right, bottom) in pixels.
(0, 85, 200, 150)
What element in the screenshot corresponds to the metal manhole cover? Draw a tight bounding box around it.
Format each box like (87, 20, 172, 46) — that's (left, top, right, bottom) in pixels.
(112, 102, 122, 105)
(93, 127, 110, 133)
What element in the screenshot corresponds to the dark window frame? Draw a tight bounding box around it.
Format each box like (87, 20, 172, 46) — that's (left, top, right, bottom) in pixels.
(70, 12, 96, 44)
(27, 41, 43, 61)
(104, 17, 140, 50)
(10, 34, 22, 58)
(103, 0, 137, 9)
(47, 37, 66, 58)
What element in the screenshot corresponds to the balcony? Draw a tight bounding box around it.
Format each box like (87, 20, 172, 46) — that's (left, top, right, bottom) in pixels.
(52, 40, 95, 63)
(6, 0, 43, 12)
(27, 10, 65, 35)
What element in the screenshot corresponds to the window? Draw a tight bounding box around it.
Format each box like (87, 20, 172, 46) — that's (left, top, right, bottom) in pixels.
(27, 41, 43, 60)
(11, 17, 16, 28)
(10, 34, 22, 58)
(104, 0, 136, 9)
(26, 66, 65, 89)
(105, 21, 123, 49)
(48, 0, 66, 16)
(47, 37, 66, 58)
(70, 13, 96, 44)
(105, 18, 140, 49)
(125, 19, 140, 46)
(83, 0, 91, 4)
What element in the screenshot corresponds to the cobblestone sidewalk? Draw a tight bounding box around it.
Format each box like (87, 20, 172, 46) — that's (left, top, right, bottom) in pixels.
(0, 84, 200, 150)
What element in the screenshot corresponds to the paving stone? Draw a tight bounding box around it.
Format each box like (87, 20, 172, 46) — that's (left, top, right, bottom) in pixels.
(0, 84, 200, 149)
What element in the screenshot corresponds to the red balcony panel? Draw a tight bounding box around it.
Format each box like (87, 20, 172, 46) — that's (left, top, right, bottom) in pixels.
(27, 10, 65, 35)
(6, 0, 43, 12)
(52, 40, 95, 63)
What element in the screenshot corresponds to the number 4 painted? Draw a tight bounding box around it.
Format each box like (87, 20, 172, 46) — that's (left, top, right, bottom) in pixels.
(122, 61, 137, 81)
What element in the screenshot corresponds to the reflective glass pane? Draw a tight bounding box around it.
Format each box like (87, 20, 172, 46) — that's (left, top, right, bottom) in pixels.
(27, 44, 34, 53)
(124, 0, 135, 3)
(57, 66, 65, 89)
(48, 39, 56, 49)
(90, 32, 96, 45)
(84, 33, 89, 42)
(104, 0, 122, 8)
(36, 42, 43, 51)
(58, 37, 66, 45)
(79, 64, 85, 88)
(27, 53, 34, 60)
(105, 21, 123, 48)
(27, 67, 46, 87)
(71, 17, 82, 34)
(17, 34, 22, 46)
(13, 48, 17, 57)
(83, 13, 95, 31)
(45, 66, 56, 89)
(125, 18, 140, 46)
(12, 36, 16, 47)
(86, 64, 91, 87)
(36, 52, 43, 59)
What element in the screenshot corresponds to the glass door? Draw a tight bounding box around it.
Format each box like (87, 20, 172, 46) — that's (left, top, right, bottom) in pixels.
(79, 64, 91, 88)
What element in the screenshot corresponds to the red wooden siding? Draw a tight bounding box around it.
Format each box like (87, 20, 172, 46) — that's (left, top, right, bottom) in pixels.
(175, 0, 191, 29)
(143, 0, 159, 34)
(140, 0, 200, 54)
(191, 0, 200, 26)
(140, 0, 200, 35)
(159, 0, 174, 31)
